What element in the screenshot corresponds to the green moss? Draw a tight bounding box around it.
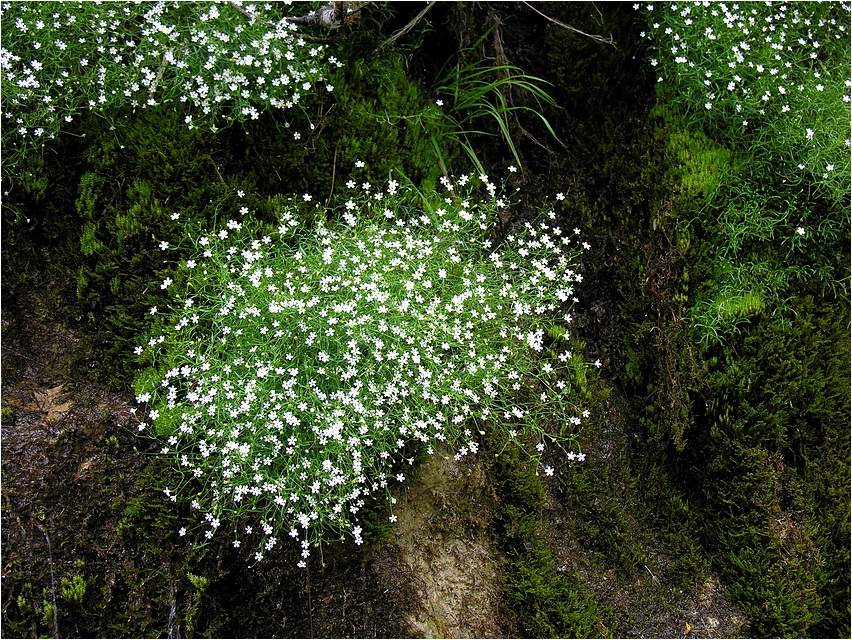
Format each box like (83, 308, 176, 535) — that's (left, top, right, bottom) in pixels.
(60, 574, 87, 605)
(485, 431, 608, 638)
(654, 102, 733, 202)
(684, 298, 851, 636)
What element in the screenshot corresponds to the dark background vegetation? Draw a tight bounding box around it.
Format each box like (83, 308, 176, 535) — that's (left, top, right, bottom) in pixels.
(2, 2, 849, 638)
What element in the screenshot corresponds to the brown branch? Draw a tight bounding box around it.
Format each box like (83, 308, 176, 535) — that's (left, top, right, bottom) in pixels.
(521, 1, 616, 47)
(380, 1, 437, 48)
(228, 1, 262, 23)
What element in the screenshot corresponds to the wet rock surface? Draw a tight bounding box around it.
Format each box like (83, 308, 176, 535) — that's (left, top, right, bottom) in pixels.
(392, 455, 510, 638)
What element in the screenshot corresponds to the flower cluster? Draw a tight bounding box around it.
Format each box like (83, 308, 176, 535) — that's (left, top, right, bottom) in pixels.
(636, 1, 851, 203)
(0, 1, 337, 170)
(133, 167, 592, 565)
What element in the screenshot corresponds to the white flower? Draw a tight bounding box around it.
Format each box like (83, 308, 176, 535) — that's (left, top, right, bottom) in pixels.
(796, 227, 805, 235)
(435, 99, 444, 106)
(544, 466, 554, 476)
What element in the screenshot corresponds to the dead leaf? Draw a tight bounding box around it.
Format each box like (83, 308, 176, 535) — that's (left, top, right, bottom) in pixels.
(34, 384, 74, 423)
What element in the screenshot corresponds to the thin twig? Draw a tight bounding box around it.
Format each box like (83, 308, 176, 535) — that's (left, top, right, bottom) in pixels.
(380, 1, 437, 48)
(228, 1, 262, 23)
(326, 142, 339, 207)
(516, 118, 557, 155)
(208, 157, 226, 185)
(306, 560, 314, 639)
(35, 523, 59, 638)
(149, 48, 173, 97)
(521, 1, 616, 47)
(644, 563, 660, 584)
(591, 1, 605, 25)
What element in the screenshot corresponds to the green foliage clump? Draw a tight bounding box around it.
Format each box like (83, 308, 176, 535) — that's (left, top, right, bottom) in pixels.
(328, 51, 450, 193)
(656, 112, 732, 202)
(638, 2, 851, 205)
(653, 95, 848, 350)
(69, 105, 238, 386)
(0, 1, 335, 177)
(133, 170, 592, 563)
(430, 33, 562, 173)
(640, 4, 851, 350)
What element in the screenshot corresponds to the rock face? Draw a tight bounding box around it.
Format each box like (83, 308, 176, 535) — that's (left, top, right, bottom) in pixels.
(391, 455, 508, 638)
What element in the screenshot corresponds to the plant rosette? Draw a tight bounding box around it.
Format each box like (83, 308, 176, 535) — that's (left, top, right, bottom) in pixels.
(133, 166, 594, 566)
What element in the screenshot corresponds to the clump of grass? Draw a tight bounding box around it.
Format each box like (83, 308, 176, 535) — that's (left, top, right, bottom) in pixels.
(431, 54, 561, 173)
(133, 165, 595, 566)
